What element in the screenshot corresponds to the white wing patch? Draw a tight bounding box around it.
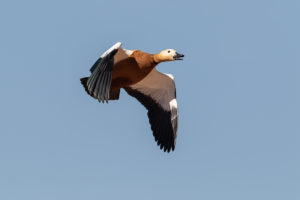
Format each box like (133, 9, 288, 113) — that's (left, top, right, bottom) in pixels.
(169, 98, 178, 142)
(100, 42, 122, 58)
(169, 99, 178, 110)
(165, 73, 175, 80)
(123, 49, 134, 56)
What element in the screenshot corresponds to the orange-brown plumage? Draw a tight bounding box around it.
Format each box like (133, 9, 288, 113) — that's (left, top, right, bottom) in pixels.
(111, 50, 157, 90)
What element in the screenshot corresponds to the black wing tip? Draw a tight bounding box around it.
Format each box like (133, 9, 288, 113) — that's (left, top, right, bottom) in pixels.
(80, 77, 110, 103)
(157, 141, 175, 153)
(155, 133, 175, 153)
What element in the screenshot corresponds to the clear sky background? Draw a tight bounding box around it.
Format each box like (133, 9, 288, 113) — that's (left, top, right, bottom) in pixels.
(0, 0, 299, 199)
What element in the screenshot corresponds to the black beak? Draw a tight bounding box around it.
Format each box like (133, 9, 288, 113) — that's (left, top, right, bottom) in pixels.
(173, 52, 184, 60)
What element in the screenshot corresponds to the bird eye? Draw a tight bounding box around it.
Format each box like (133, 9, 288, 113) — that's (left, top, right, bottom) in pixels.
(168, 50, 171, 53)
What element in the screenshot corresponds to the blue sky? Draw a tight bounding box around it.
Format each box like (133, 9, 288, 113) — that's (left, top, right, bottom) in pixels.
(0, 0, 299, 199)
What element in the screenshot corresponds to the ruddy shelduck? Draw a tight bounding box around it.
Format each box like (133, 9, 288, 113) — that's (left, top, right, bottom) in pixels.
(80, 42, 184, 152)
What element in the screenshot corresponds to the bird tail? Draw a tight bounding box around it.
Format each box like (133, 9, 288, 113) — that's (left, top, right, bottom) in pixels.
(80, 77, 92, 97)
(80, 77, 120, 101)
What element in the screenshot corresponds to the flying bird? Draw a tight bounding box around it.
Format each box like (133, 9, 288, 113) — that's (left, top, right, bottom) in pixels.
(80, 42, 184, 152)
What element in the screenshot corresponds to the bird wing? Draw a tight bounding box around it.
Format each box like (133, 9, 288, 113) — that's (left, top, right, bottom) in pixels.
(86, 42, 133, 102)
(125, 69, 178, 152)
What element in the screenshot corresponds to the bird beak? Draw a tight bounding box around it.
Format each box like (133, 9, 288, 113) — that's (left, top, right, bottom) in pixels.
(173, 52, 184, 60)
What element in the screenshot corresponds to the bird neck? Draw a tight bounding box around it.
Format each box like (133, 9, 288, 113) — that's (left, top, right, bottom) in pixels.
(153, 53, 162, 64)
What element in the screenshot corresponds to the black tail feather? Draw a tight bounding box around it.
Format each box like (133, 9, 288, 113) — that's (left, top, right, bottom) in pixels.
(109, 89, 120, 100)
(80, 77, 94, 98)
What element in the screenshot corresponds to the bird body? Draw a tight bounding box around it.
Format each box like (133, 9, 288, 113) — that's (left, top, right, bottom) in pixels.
(80, 42, 184, 152)
(111, 50, 157, 90)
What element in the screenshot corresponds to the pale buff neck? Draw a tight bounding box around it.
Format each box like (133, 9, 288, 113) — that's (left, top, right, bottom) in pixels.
(153, 53, 163, 64)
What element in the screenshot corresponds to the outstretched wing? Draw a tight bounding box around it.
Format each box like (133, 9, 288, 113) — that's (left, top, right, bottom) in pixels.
(85, 42, 133, 102)
(125, 69, 178, 152)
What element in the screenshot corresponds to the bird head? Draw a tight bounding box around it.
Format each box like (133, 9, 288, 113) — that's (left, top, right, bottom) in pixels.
(154, 49, 184, 63)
